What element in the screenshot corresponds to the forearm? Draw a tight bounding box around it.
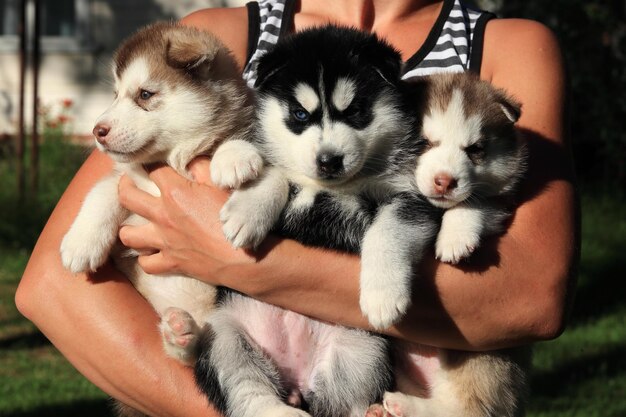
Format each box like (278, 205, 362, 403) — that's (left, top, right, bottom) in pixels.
(15, 151, 219, 417)
(219, 178, 576, 351)
(18, 263, 215, 417)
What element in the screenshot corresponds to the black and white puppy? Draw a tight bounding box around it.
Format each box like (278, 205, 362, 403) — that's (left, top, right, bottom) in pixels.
(220, 27, 441, 331)
(189, 26, 433, 417)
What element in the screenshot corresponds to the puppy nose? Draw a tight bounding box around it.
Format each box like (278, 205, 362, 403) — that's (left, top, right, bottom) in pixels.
(433, 173, 457, 194)
(93, 123, 110, 144)
(316, 152, 344, 175)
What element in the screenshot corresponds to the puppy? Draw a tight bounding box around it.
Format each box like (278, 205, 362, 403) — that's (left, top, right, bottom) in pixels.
(187, 26, 432, 417)
(221, 26, 442, 331)
(415, 73, 528, 264)
(59, 21, 258, 414)
(372, 73, 530, 417)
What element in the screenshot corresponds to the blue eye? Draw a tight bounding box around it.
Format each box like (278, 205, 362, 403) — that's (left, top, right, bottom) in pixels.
(140, 89, 154, 100)
(293, 109, 310, 122)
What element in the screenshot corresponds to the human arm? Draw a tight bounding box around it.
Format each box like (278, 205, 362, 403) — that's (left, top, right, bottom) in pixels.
(15, 151, 221, 416)
(118, 18, 578, 351)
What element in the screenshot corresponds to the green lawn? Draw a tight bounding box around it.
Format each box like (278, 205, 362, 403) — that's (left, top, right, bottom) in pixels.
(0, 140, 112, 416)
(0, 141, 624, 416)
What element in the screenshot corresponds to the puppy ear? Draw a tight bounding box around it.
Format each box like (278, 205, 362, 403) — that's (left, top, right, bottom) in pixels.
(356, 35, 403, 85)
(255, 50, 287, 89)
(497, 94, 522, 123)
(166, 27, 220, 80)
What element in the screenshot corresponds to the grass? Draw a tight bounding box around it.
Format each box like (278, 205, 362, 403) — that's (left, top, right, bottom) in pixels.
(0, 141, 624, 416)
(0, 139, 111, 417)
(527, 188, 626, 417)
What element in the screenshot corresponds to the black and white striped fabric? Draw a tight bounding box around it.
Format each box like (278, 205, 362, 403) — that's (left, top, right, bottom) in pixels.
(242, 0, 291, 87)
(242, 0, 494, 87)
(402, 0, 493, 79)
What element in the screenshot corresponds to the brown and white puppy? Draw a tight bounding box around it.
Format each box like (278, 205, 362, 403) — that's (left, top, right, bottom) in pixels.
(415, 73, 527, 263)
(371, 73, 530, 417)
(60, 20, 257, 385)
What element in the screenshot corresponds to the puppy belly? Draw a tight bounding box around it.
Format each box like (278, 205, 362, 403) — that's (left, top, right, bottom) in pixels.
(229, 296, 323, 393)
(393, 341, 442, 398)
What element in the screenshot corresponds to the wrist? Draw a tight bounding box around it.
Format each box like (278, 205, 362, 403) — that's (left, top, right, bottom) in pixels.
(216, 236, 281, 295)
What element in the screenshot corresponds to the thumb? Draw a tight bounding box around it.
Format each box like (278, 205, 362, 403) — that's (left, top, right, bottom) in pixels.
(188, 156, 214, 185)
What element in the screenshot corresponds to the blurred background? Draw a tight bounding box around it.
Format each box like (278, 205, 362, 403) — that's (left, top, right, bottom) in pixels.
(0, 0, 624, 416)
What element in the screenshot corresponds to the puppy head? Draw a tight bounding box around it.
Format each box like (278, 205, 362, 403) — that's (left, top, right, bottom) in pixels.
(414, 73, 524, 208)
(93, 22, 243, 167)
(255, 25, 407, 184)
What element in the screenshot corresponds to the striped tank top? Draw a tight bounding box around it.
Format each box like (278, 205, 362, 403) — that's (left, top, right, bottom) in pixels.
(242, 0, 495, 88)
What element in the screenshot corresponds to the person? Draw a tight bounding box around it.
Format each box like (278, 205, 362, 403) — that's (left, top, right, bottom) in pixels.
(15, 0, 578, 416)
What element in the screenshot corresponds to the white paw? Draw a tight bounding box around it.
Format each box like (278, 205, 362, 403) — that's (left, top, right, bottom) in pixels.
(60, 226, 112, 273)
(359, 287, 411, 330)
(435, 230, 480, 264)
(258, 404, 311, 417)
(219, 192, 273, 249)
(382, 392, 415, 417)
(211, 140, 264, 189)
(160, 307, 201, 366)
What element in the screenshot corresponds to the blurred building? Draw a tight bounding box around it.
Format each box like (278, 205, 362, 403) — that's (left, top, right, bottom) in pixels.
(0, 0, 247, 137)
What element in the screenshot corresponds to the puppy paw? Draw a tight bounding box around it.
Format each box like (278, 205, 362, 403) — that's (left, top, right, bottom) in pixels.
(366, 403, 389, 417)
(286, 389, 303, 408)
(220, 193, 272, 249)
(359, 287, 411, 330)
(435, 230, 480, 264)
(211, 140, 264, 189)
(60, 226, 112, 273)
(382, 392, 416, 417)
(160, 307, 200, 366)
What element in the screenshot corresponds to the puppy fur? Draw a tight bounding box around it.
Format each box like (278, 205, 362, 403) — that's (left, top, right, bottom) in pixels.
(375, 73, 530, 417)
(59, 21, 257, 416)
(413, 72, 528, 263)
(191, 26, 437, 417)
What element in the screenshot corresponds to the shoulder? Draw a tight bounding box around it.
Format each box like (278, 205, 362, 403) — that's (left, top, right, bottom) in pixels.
(180, 7, 250, 69)
(480, 18, 566, 138)
(481, 18, 564, 83)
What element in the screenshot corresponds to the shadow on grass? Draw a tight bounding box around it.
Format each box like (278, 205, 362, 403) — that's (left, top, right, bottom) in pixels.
(569, 259, 626, 324)
(531, 343, 626, 397)
(4, 399, 114, 417)
(0, 330, 50, 350)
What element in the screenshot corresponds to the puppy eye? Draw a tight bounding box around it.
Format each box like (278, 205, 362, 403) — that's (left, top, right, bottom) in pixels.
(343, 103, 360, 117)
(465, 143, 486, 163)
(139, 89, 155, 100)
(292, 108, 310, 122)
(465, 143, 485, 154)
(417, 136, 434, 149)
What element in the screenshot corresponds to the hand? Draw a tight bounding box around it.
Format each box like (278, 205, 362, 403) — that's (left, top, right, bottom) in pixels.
(117, 157, 256, 284)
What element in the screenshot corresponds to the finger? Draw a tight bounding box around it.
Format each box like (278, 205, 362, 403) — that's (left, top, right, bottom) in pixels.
(188, 156, 213, 185)
(119, 223, 163, 251)
(137, 252, 177, 276)
(146, 164, 188, 190)
(118, 175, 160, 219)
